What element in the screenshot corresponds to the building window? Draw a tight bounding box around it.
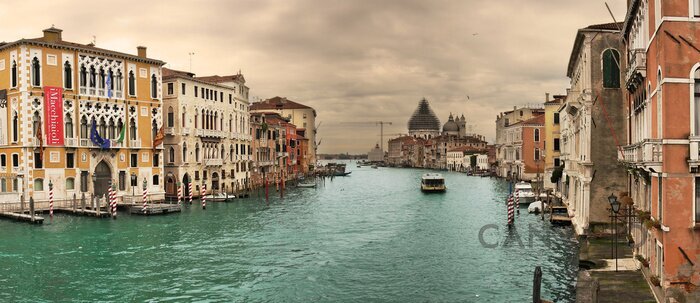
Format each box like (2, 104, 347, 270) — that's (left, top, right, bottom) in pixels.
(229, 94, 232, 104)
(553, 138, 560, 151)
(12, 111, 18, 142)
(194, 85, 198, 97)
(65, 114, 74, 138)
(66, 178, 75, 190)
(0, 154, 5, 169)
(34, 178, 44, 191)
(80, 116, 88, 138)
(195, 171, 200, 180)
(167, 106, 174, 127)
(130, 153, 138, 167)
(0, 178, 6, 193)
(11, 60, 17, 88)
(182, 143, 188, 163)
(153, 175, 160, 185)
(554, 158, 561, 167)
(658, 177, 663, 223)
(195, 144, 200, 162)
(151, 74, 158, 99)
(169, 147, 175, 163)
(12, 154, 19, 167)
(182, 83, 186, 95)
(534, 148, 540, 161)
(64, 61, 72, 89)
(694, 68, 700, 135)
(153, 153, 159, 167)
(128, 70, 136, 96)
(119, 171, 126, 191)
(34, 152, 43, 168)
(80, 64, 87, 88)
(81, 171, 88, 192)
(534, 129, 540, 142)
(31, 57, 41, 86)
(695, 0, 700, 17)
(602, 49, 620, 88)
(167, 82, 174, 95)
(553, 112, 560, 124)
(66, 152, 75, 168)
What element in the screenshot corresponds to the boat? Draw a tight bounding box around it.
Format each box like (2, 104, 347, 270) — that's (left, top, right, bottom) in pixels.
(327, 163, 352, 176)
(513, 182, 536, 204)
(421, 173, 446, 192)
(550, 206, 572, 225)
(528, 201, 546, 213)
(371, 165, 378, 169)
(297, 182, 317, 188)
(203, 193, 233, 202)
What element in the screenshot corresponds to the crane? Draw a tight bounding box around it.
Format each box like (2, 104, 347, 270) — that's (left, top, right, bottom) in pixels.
(336, 121, 393, 154)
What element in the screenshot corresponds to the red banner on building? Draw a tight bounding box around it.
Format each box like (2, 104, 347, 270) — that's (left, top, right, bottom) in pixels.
(43, 86, 64, 146)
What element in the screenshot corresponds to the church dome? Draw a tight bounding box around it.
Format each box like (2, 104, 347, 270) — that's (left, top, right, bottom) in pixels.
(408, 98, 441, 132)
(442, 113, 459, 132)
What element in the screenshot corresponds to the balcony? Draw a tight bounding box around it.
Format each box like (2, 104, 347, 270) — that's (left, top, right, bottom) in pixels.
(205, 158, 223, 166)
(688, 137, 700, 169)
(130, 140, 141, 148)
(80, 139, 91, 147)
(182, 128, 191, 136)
(620, 139, 662, 169)
(625, 48, 646, 87)
(165, 127, 175, 135)
(65, 138, 78, 147)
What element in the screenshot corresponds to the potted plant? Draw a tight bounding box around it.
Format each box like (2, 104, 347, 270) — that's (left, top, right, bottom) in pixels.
(635, 255, 649, 267)
(649, 275, 661, 287)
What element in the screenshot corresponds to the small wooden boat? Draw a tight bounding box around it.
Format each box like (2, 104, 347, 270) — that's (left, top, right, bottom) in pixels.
(371, 165, 378, 169)
(421, 173, 446, 193)
(297, 182, 317, 188)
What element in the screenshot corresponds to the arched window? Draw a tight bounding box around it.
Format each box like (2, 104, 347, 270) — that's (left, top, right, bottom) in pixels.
(534, 129, 540, 142)
(98, 68, 105, 89)
(167, 106, 174, 127)
(169, 147, 175, 163)
(128, 70, 136, 96)
(89, 66, 96, 88)
(117, 120, 124, 138)
(230, 145, 234, 162)
(116, 70, 123, 93)
(182, 143, 188, 163)
(11, 60, 17, 87)
(230, 115, 233, 132)
(108, 69, 114, 91)
(80, 116, 88, 138)
(151, 74, 158, 99)
(182, 108, 187, 127)
(108, 119, 116, 139)
(151, 119, 158, 139)
(34, 178, 44, 191)
(129, 118, 137, 140)
(194, 112, 198, 128)
(195, 143, 200, 162)
(66, 177, 75, 190)
(221, 144, 225, 160)
(602, 49, 620, 88)
(32, 111, 41, 136)
(31, 57, 41, 86)
(64, 61, 72, 89)
(65, 114, 74, 138)
(80, 64, 87, 87)
(98, 118, 107, 136)
(694, 68, 700, 135)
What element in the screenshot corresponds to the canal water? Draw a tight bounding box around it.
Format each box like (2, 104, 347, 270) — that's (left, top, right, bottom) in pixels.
(0, 164, 578, 302)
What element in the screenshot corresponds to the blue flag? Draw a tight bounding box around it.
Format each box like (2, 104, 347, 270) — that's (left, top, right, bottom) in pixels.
(90, 120, 111, 149)
(106, 72, 113, 98)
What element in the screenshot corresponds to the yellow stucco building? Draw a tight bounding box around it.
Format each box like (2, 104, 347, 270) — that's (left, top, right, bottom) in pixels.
(543, 94, 564, 190)
(0, 27, 165, 204)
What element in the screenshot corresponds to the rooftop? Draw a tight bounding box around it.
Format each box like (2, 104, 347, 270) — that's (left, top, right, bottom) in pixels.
(251, 96, 314, 111)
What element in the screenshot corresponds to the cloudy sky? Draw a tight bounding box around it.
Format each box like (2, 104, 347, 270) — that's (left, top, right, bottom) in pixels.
(0, 0, 627, 154)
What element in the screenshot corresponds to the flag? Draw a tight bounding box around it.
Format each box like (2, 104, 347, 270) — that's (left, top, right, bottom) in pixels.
(90, 120, 111, 149)
(35, 123, 44, 162)
(106, 72, 113, 98)
(152, 126, 164, 150)
(116, 124, 126, 143)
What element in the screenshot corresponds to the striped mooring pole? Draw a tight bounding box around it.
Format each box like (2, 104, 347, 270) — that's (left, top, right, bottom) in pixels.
(177, 182, 182, 206)
(49, 180, 54, 222)
(107, 181, 115, 218)
(515, 189, 520, 214)
(201, 183, 206, 209)
(507, 194, 514, 226)
(188, 182, 193, 205)
(111, 183, 117, 219)
(142, 178, 148, 214)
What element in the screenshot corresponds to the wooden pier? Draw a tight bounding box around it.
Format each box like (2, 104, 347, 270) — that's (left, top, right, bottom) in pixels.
(550, 206, 572, 225)
(0, 211, 44, 224)
(128, 203, 181, 215)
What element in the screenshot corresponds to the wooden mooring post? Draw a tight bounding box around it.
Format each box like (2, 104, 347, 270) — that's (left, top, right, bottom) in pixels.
(29, 197, 35, 222)
(72, 193, 77, 211)
(20, 194, 25, 214)
(533, 266, 542, 303)
(81, 193, 86, 212)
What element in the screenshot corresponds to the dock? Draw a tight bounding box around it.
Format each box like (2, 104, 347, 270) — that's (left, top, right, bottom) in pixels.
(550, 206, 572, 225)
(0, 211, 44, 224)
(128, 203, 181, 215)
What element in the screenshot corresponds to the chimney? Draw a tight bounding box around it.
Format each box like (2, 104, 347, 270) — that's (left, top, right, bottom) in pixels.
(513, 106, 517, 111)
(545, 93, 550, 102)
(137, 46, 147, 58)
(42, 27, 62, 43)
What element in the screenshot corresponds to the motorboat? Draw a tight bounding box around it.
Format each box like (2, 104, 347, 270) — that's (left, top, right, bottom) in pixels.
(203, 193, 233, 202)
(421, 173, 446, 193)
(513, 182, 536, 204)
(528, 201, 546, 213)
(371, 165, 378, 169)
(297, 182, 317, 188)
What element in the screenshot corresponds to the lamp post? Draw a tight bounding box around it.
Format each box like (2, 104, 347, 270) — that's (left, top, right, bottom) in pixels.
(131, 173, 137, 202)
(608, 193, 620, 272)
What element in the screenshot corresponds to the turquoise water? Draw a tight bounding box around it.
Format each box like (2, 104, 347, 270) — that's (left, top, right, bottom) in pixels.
(0, 165, 578, 302)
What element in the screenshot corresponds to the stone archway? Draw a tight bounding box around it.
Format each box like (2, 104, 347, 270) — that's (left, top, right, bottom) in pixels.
(211, 172, 220, 191)
(166, 174, 176, 196)
(94, 160, 112, 198)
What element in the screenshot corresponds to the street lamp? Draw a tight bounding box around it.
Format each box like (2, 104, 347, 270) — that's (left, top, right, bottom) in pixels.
(131, 173, 137, 200)
(608, 193, 619, 272)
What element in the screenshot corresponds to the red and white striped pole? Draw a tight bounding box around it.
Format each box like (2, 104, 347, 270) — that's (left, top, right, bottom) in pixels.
(112, 183, 118, 218)
(177, 182, 182, 206)
(201, 183, 206, 209)
(48, 180, 54, 222)
(142, 178, 148, 214)
(507, 194, 514, 226)
(188, 182, 193, 205)
(515, 189, 520, 215)
(107, 181, 115, 218)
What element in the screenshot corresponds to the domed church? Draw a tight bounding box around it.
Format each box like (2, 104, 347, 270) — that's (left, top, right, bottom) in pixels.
(442, 113, 467, 137)
(408, 98, 441, 139)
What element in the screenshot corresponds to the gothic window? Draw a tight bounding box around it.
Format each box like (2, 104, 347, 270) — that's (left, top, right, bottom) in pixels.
(167, 106, 174, 127)
(128, 70, 136, 96)
(80, 64, 87, 87)
(116, 70, 123, 92)
(65, 114, 73, 138)
(152, 119, 158, 139)
(32, 111, 41, 137)
(108, 119, 116, 139)
(195, 143, 200, 162)
(694, 68, 700, 135)
(64, 61, 73, 89)
(11, 111, 18, 142)
(31, 57, 41, 86)
(98, 118, 107, 136)
(534, 129, 540, 142)
(11, 60, 17, 87)
(151, 74, 157, 99)
(182, 143, 188, 163)
(129, 118, 137, 140)
(169, 147, 175, 163)
(108, 69, 114, 90)
(80, 116, 88, 138)
(99, 68, 105, 89)
(89, 66, 96, 88)
(117, 120, 124, 138)
(603, 49, 620, 88)
(182, 108, 186, 127)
